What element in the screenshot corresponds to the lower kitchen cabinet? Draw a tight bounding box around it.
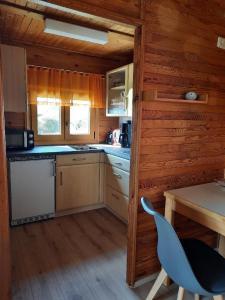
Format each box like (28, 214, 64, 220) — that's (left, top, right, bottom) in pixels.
(55, 152, 130, 222)
(106, 164, 130, 196)
(105, 154, 130, 222)
(56, 163, 100, 211)
(106, 186, 129, 221)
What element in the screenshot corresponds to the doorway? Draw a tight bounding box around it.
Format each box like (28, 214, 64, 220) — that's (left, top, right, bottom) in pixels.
(0, 1, 144, 297)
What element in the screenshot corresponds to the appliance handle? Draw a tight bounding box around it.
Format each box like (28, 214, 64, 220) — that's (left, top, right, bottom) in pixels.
(24, 131, 28, 148)
(52, 161, 56, 177)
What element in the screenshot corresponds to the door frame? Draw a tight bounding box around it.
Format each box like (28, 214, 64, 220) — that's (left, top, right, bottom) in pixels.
(126, 23, 145, 286)
(0, 49, 11, 299)
(0, 2, 146, 294)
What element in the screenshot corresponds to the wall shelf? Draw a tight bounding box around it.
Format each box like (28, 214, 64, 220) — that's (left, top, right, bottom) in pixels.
(143, 89, 208, 104)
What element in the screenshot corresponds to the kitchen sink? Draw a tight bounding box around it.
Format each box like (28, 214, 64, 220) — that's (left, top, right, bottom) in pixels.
(69, 145, 97, 151)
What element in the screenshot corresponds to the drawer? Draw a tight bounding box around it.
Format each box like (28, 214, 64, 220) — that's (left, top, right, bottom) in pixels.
(106, 186, 129, 221)
(56, 153, 100, 166)
(105, 154, 130, 172)
(106, 165, 129, 196)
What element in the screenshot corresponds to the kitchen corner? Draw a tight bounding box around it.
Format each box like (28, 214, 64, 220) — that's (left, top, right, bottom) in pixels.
(7, 143, 130, 227)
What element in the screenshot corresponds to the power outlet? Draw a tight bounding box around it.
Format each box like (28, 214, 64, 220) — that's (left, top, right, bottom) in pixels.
(217, 37, 225, 49)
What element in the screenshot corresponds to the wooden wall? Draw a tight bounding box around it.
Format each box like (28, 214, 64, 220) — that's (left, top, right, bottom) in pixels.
(98, 109, 119, 142)
(1, 42, 128, 74)
(3, 0, 225, 290)
(5, 112, 26, 129)
(133, 0, 225, 281)
(26, 45, 129, 74)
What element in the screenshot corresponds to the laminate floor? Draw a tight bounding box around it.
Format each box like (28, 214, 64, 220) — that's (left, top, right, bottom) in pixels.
(11, 208, 191, 300)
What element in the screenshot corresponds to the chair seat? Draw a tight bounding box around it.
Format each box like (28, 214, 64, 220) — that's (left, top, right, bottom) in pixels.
(181, 238, 225, 294)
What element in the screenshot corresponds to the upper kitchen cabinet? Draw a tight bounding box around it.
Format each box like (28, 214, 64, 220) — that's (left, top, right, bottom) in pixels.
(1, 44, 27, 113)
(106, 63, 133, 117)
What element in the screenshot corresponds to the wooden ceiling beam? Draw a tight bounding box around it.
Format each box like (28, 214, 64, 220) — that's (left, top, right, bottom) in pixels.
(0, 1, 134, 37)
(28, 0, 142, 27)
(0, 36, 133, 64)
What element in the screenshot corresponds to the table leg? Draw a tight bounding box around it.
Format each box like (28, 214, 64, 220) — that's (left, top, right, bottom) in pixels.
(163, 195, 175, 286)
(218, 235, 225, 257)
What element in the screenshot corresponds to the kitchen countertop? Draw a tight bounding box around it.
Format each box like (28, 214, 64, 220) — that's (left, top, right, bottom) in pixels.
(7, 144, 130, 160)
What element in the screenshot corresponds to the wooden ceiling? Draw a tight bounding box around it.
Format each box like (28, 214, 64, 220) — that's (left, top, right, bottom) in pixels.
(0, 0, 135, 62)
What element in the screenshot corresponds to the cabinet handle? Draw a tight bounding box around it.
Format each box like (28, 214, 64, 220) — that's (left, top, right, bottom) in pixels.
(72, 158, 86, 161)
(112, 193, 119, 200)
(60, 172, 63, 186)
(113, 173, 122, 179)
(115, 162, 122, 166)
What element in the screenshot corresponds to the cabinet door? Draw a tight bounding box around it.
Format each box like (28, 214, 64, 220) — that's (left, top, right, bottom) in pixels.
(56, 163, 100, 211)
(106, 65, 128, 117)
(106, 165, 130, 196)
(1, 45, 27, 113)
(106, 186, 129, 221)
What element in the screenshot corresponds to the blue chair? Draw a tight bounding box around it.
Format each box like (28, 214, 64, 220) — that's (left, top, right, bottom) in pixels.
(141, 197, 225, 300)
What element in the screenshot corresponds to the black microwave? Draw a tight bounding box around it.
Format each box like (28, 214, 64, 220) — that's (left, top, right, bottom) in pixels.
(5, 128, 34, 150)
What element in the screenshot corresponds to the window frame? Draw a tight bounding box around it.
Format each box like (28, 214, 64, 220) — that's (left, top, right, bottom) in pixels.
(64, 102, 96, 143)
(30, 102, 65, 143)
(30, 99, 97, 144)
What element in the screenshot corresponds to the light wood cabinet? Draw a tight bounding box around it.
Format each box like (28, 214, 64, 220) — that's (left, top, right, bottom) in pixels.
(104, 155, 130, 222)
(106, 63, 133, 117)
(1, 44, 27, 113)
(56, 153, 100, 166)
(106, 165, 130, 196)
(105, 154, 130, 172)
(56, 153, 101, 212)
(106, 186, 129, 221)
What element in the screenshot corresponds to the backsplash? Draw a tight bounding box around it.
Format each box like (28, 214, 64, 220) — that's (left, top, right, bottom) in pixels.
(5, 112, 26, 129)
(119, 116, 132, 128)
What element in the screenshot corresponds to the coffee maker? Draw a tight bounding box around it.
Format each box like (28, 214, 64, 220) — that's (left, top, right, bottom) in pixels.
(119, 121, 132, 148)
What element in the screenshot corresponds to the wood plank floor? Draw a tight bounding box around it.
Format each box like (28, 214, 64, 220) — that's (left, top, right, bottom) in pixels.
(11, 208, 190, 300)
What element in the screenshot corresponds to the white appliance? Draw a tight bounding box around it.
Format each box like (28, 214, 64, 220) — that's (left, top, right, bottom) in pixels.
(9, 157, 55, 226)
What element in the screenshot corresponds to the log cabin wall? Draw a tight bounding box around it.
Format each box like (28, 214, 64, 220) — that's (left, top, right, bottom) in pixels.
(98, 109, 119, 143)
(134, 0, 225, 281)
(2, 0, 225, 290)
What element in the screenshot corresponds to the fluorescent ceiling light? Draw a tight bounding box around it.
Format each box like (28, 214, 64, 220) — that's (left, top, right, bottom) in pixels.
(44, 19, 108, 45)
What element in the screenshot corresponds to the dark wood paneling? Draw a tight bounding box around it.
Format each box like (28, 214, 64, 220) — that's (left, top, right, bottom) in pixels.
(5, 112, 26, 129)
(133, 0, 225, 281)
(0, 42, 130, 74)
(25, 45, 127, 74)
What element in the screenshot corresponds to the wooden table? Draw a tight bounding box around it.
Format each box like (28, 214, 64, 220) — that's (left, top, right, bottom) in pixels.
(164, 182, 225, 257)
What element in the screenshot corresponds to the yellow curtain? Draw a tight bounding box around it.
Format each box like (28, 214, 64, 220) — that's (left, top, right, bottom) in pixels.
(27, 66, 105, 108)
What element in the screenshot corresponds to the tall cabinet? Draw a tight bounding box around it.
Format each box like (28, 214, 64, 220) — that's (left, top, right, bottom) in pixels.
(0, 44, 27, 113)
(106, 63, 133, 117)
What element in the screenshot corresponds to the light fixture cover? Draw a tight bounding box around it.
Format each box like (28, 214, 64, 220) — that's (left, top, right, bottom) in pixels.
(44, 19, 108, 45)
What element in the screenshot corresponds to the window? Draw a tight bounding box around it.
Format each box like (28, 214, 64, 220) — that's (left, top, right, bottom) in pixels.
(69, 100, 90, 135)
(31, 98, 96, 144)
(37, 98, 61, 135)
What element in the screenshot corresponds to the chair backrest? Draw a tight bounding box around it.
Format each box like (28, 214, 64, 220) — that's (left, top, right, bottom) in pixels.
(141, 197, 210, 295)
